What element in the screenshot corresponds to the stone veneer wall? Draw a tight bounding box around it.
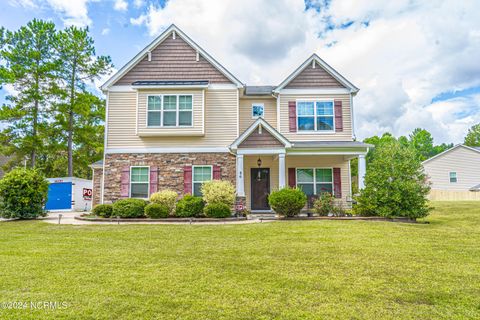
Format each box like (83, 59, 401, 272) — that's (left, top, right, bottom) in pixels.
(102, 153, 236, 203)
(92, 167, 103, 207)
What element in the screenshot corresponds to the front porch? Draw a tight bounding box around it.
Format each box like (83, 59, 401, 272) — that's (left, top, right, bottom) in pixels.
(230, 118, 370, 213)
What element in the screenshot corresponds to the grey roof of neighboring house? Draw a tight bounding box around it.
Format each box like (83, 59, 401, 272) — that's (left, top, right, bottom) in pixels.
(90, 159, 103, 168)
(244, 86, 275, 95)
(470, 184, 480, 192)
(291, 141, 373, 148)
(131, 80, 209, 86)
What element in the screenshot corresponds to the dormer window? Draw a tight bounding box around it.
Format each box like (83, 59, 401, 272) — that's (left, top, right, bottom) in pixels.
(147, 94, 193, 127)
(297, 100, 334, 132)
(252, 103, 264, 119)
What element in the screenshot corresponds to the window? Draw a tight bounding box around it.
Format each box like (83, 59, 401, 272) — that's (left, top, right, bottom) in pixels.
(297, 100, 334, 132)
(296, 168, 333, 196)
(147, 94, 193, 127)
(449, 172, 457, 183)
(192, 166, 212, 196)
(147, 96, 161, 126)
(252, 103, 264, 118)
(130, 167, 149, 198)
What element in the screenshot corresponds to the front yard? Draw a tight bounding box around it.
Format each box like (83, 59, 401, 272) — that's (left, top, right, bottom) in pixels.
(0, 201, 479, 319)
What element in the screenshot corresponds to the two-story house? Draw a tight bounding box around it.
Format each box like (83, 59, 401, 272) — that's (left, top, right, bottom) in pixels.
(92, 24, 370, 212)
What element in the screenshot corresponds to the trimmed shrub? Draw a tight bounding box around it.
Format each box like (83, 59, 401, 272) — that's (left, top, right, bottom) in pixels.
(201, 180, 236, 206)
(92, 204, 113, 218)
(268, 188, 307, 217)
(149, 189, 177, 215)
(144, 203, 169, 218)
(204, 202, 232, 218)
(112, 198, 147, 218)
(313, 193, 334, 216)
(0, 168, 48, 219)
(175, 195, 204, 217)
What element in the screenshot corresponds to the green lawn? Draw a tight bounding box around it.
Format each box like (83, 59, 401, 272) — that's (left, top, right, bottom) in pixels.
(0, 202, 479, 319)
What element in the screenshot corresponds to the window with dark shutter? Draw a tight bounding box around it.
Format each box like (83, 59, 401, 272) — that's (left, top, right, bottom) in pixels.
(288, 101, 297, 132)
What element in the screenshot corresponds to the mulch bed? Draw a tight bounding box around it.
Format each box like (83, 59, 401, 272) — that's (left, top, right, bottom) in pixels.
(75, 215, 247, 223)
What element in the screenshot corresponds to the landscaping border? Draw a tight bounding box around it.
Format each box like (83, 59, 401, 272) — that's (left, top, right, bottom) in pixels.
(75, 214, 247, 223)
(281, 216, 420, 223)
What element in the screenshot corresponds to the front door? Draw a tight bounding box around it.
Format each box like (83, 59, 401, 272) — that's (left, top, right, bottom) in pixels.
(251, 168, 270, 210)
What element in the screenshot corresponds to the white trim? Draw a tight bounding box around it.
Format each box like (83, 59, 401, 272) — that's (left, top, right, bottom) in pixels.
(106, 147, 229, 154)
(230, 117, 292, 150)
(208, 83, 238, 90)
(146, 94, 193, 128)
(101, 24, 243, 90)
(279, 88, 351, 95)
(192, 165, 213, 196)
(251, 102, 265, 119)
(287, 151, 368, 156)
(278, 153, 286, 189)
(296, 99, 335, 133)
(358, 154, 366, 189)
(236, 154, 245, 197)
(350, 93, 355, 140)
(130, 165, 150, 199)
(422, 144, 480, 165)
(276, 94, 280, 130)
(107, 85, 135, 92)
(101, 91, 110, 204)
(348, 159, 352, 196)
(296, 167, 334, 196)
(274, 54, 359, 93)
(237, 148, 286, 155)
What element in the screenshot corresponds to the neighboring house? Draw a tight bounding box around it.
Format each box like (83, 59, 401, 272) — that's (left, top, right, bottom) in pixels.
(92, 24, 371, 211)
(422, 144, 480, 200)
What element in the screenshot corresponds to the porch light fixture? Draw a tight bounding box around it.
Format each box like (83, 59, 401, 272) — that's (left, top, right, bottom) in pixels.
(256, 158, 262, 181)
(257, 158, 262, 168)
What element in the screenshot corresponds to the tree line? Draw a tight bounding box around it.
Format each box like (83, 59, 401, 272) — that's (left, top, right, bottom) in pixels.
(0, 19, 112, 179)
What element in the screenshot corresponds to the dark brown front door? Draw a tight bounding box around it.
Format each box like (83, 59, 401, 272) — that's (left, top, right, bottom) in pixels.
(251, 168, 270, 210)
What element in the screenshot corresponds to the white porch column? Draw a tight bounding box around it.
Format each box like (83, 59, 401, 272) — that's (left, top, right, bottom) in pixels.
(236, 154, 245, 196)
(358, 154, 366, 189)
(278, 153, 286, 189)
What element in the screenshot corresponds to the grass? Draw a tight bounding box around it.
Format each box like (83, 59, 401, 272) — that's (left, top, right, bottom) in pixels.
(0, 201, 479, 319)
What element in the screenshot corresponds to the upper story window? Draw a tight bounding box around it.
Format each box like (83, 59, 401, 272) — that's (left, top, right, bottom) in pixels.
(147, 94, 193, 127)
(296, 168, 333, 196)
(297, 100, 334, 132)
(192, 166, 212, 197)
(449, 171, 457, 183)
(252, 103, 264, 118)
(130, 166, 149, 198)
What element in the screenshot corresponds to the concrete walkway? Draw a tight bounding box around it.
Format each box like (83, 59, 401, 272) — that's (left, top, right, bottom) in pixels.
(39, 211, 271, 225)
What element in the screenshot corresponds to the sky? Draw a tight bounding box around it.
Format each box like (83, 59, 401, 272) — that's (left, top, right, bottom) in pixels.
(1, 0, 479, 144)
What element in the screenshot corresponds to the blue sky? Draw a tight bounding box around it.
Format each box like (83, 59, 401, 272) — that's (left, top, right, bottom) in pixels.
(1, 0, 480, 144)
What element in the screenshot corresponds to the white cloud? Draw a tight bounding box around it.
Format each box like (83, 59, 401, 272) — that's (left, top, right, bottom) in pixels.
(101, 28, 110, 35)
(45, 0, 93, 27)
(8, 0, 38, 9)
(114, 0, 128, 12)
(130, 0, 480, 143)
(133, 0, 145, 8)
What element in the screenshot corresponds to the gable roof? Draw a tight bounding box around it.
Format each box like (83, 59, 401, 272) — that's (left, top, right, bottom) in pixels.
(274, 54, 359, 93)
(422, 144, 480, 165)
(230, 118, 292, 150)
(101, 24, 243, 90)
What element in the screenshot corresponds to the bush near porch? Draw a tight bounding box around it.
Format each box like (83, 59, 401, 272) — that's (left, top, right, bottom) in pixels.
(268, 187, 307, 217)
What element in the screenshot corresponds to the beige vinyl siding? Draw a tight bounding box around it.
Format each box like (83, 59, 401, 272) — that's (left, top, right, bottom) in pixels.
(286, 155, 351, 203)
(239, 97, 277, 132)
(244, 155, 279, 211)
(279, 93, 352, 141)
(106, 89, 238, 148)
(137, 89, 203, 136)
(423, 146, 480, 191)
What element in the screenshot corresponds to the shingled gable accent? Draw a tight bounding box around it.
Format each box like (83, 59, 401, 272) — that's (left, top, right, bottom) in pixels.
(284, 63, 344, 88)
(101, 24, 243, 90)
(274, 54, 359, 93)
(230, 118, 291, 150)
